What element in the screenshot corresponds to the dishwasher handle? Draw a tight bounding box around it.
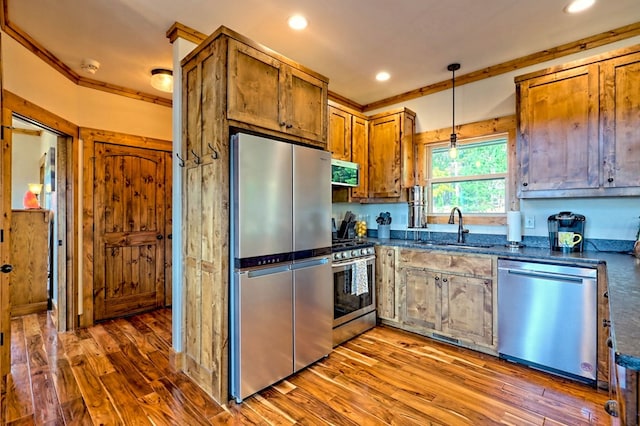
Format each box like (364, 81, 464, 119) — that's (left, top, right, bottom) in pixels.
(502, 268, 585, 284)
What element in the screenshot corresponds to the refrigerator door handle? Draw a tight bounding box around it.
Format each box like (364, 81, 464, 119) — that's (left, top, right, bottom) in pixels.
(291, 257, 329, 271)
(246, 264, 291, 278)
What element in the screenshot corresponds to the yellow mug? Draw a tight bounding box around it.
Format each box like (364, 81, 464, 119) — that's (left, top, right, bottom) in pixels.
(558, 231, 582, 248)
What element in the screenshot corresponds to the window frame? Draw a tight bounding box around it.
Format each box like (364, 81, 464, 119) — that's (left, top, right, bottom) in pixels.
(415, 115, 517, 226)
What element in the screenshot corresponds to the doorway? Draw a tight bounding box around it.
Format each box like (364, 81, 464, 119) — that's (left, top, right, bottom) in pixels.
(9, 115, 72, 329)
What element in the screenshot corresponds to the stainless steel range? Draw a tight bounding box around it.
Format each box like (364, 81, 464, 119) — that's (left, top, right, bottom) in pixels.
(332, 239, 376, 346)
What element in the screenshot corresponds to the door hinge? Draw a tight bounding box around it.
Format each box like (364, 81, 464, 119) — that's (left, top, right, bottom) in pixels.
(0, 229, 3, 243)
(0, 332, 4, 346)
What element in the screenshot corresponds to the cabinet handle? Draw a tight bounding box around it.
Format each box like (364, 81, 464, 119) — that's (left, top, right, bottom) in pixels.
(602, 319, 611, 328)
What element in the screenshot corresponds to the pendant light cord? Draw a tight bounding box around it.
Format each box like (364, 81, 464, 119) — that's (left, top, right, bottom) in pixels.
(447, 63, 461, 147)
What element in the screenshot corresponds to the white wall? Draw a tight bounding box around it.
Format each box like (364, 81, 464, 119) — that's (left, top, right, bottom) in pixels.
(1, 31, 172, 140)
(343, 36, 640, 242)
(10, 132, 41, 209)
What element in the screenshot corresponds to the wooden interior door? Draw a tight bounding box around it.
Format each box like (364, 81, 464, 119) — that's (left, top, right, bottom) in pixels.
(93, 143, 167, 321)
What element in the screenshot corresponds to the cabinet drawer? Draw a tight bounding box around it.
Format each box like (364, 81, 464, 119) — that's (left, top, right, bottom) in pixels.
(398, 249, 493, 277)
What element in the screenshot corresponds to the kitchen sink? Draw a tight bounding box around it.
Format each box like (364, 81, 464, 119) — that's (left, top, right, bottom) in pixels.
(416, 240, 495, 249)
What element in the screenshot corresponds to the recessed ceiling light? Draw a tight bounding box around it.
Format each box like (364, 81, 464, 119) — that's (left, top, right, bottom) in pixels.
(564, 0, 596, 14)
(288, 15, 308, 30)
(376, 71, 390, 82)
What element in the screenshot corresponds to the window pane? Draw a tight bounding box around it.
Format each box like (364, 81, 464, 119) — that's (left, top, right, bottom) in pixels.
(431, 178, 506, 213)
(432, 139, 507, 178)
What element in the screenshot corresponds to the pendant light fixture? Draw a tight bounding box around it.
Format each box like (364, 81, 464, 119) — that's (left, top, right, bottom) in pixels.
(447, 63, 461, 159)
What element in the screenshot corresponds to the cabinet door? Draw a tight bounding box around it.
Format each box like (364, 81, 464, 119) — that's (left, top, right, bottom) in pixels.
(400, 268, 440, 330)
(227, 39, 282, 132)
(369, 113, 401, 197)
(351, 115, 368, 198)
(328, 106, 351, 161)
(441, 274, 493, 346)
(285, 67, 327, 142)
(375, 246, 396, 321)
(518, 64, 600, 194)
(601, 52, 640, 189)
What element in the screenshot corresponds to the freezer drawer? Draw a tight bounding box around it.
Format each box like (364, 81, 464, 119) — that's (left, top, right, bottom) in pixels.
(293, 257, 332, 371)
(232, 265, 293, 401)
(498, 259, 597, 383)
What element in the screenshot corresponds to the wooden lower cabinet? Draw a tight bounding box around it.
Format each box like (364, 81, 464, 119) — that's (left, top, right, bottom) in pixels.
(378, 247, 496, 353)
(10, 209, 51, 317)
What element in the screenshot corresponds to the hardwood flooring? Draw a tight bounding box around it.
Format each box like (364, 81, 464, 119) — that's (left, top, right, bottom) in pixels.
(7, 308, 614, 425)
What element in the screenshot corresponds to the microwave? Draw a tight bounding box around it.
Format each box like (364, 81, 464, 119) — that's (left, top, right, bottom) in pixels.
(331, 159, 360, 187)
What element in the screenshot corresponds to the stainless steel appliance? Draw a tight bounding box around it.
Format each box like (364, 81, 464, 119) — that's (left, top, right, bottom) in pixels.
(332, 239, 376, 346)
(548, 211, 586, 252)
(230, 132, 332, 403)
(498, 259, 597, 384)
(408, 185, 427, 228)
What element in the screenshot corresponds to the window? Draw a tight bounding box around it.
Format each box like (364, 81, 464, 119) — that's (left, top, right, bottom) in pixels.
(428, 135, 508, 214)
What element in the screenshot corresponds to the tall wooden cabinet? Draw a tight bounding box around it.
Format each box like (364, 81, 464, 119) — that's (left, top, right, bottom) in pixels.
(516, 45, 640, 198)
(181, 26, 328, 403)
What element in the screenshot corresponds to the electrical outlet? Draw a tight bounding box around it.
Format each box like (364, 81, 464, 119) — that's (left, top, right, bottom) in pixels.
(524, 216, 535, 229)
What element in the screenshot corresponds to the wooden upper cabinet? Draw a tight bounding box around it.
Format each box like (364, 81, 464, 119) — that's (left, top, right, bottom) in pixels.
(328, 105, 351, 161)
(350, 115, 369, 198)
(601, 51, 640, 189)
(516, 45, 640, 198)
(368, 108, 415, 198)
(517, 64, 600, 194)
(227, 39, 328, 144)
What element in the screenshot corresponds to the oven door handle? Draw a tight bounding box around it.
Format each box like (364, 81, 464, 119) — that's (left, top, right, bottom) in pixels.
(332, 255, 375, 268)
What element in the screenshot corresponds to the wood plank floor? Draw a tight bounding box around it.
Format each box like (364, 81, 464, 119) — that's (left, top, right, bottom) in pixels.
(7, 308, 615, 425)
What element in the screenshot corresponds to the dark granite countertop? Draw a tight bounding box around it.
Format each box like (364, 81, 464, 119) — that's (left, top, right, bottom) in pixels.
(370, 237, 640, 371)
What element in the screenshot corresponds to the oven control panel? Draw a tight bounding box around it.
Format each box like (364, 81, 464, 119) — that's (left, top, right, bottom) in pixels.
(332, 247, 375, 261)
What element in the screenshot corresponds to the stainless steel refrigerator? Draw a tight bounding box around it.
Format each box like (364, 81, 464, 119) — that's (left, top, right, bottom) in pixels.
(230, 132, 332, 403)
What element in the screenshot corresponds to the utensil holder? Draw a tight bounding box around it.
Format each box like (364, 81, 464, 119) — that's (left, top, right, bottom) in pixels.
(378, 224, 390, 239)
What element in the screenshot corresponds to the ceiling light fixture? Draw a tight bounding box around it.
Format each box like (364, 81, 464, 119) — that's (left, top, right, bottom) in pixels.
(564, 0, 596, 14)
(376, 71, 390, 82)
(288, 15, 308, 30)
(150, 68, 173, 93)
(447, 63, 461, 159)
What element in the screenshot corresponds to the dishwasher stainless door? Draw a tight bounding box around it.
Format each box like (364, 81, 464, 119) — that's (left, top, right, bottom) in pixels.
(292, 256, 332, 372)
(498, 259, 597, 383)
(232, 264, 293, 402)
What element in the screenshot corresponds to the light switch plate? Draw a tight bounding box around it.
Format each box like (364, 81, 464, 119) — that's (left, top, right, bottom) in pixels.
(524, 216, 535, 229)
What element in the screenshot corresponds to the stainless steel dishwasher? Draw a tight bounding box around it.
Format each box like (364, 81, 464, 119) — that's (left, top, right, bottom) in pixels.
(498, 259, 597, 384)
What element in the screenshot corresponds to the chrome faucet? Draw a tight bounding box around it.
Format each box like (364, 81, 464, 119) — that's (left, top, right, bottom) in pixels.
(448, 207, 469, 243)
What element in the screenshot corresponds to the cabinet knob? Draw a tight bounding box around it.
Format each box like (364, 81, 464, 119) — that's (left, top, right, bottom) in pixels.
(604, 400, 619, 417)
(156, 234, 164, 240)
(602, 319, 611, 328)
(280, 121, 286, 127)
(435, 276, 440, 281)
(603, 290, 608, 299)
(606, 337, 613, 348)
(607, 177, 614, 183)
(0, 264, 13, 274)
(286, 124, 293, 129)
(522, 182, 528, 187)
(442, 278, 448, 283)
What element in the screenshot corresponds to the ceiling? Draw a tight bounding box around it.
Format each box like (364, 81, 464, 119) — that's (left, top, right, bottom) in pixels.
(6, 0, 640, 106)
